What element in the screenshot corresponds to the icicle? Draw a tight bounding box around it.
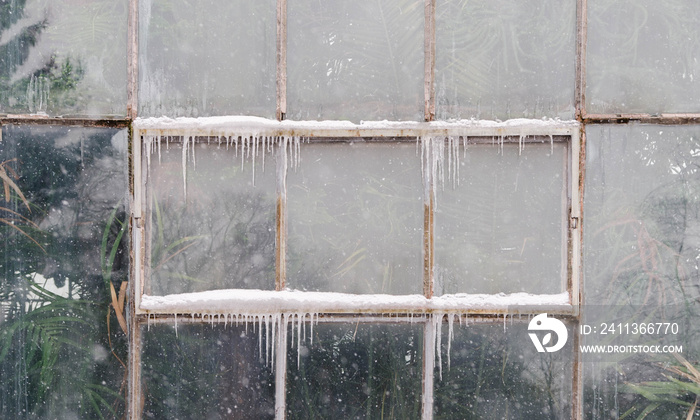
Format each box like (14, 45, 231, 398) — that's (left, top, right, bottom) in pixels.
(447, 137, 453, 187)
(420, 137, 425, 184)
(258, 315, 264, 361)
(435, 313, 443, 381)
(241, 136, 245, 169)
(447, 313, 454, 370)
(302, 313, 307, 341)
(157, 134, 162, 163)
(549, 134, 554, 155)
(181, 135, 189, 198)
(519, 134, 524, 156)
(265, 315, 270, 365)
(297, 314, 302, 367)
(270, 314, 278, 369)
(252, 136, 257, 186)
(503, 313, 507, 332)
(310, 313, 316, 346)
(190, 135, 196, 170)
(147, 313, 151, 331)
(261, 136, 266, 173)
(174, 313, 178, 337)
(433, 137, 445, 192)
(453, 136, 459, 188)
(297, 313, 302, 349)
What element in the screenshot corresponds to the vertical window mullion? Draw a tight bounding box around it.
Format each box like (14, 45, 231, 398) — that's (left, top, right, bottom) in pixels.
(127, 320, 143, 420)
(276, 139, 287, 290)
(424, 0, 436, 122)
(277, 0, 288, 121)
(127, 0, 139, 118)
(275, 315, 289, 420)
(575, 0, 587, 119)
(422, 317, 435, 420)
(423, 137, 435, 299)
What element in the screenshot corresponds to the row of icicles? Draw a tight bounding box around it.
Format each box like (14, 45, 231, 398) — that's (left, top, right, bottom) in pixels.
(146, 311, 534, 378)
(143, 133, 555, 199)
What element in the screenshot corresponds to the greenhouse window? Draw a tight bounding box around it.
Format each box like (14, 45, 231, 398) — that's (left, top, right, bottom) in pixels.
(130, 116, 581, 419)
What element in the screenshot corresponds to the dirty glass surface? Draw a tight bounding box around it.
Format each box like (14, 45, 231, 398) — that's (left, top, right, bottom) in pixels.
(287, 322, 422, 419)
(587, 0, 700, 114)
(139, 0, 276, 117)
(583, 124, 700, 418)
(435, 141, 567, 295)
(0, 126, 128, 418)
(142, 324, 276, 419)
(435, 0, 576, 120)
(434, 322, 573, 419)
(287, 142, 423, 294)
(147, 139, 277, 295)
(287, 0, 423, 122)
(0, 0, 128, 116)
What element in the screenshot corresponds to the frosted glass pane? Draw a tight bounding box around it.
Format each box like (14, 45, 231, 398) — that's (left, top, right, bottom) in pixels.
(584, 125, 700, 306)
(287, 0, 423, 122)
(139, 0, 276, 117)
(147, 140, 276, 295)
(435, 141, 567, 295)
(587, 0, 700, 114)
(0, 0, 127, 116)
(435, 0, 576, 120)
(142, 324, 275, 419)
(287, 323, 422, 419)
(287, 143, 423, 294)
(0, 126, 128, 418)
(435, 322, 573, 418)
(584, 125, 700, 418)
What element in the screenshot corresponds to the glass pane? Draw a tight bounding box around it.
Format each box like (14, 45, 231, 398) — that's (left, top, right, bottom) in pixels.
(287, 322, 422, 419)
(287, 0, 423, 122)
(435, 141, 567, 295)
(0, 0, 127, 116)
(435, 0, 576, 120)
(584, 124, 700, 418)
(435, 321, 573, 419)
(584, 125, 700, 305)
(0, 126, 128, 417)
(139, 0, 276, 118)
(142, 323, 275, 419)
(147, 139, 277, 295)
(587, 0, 700, 114)
(287, 142, 423, 294)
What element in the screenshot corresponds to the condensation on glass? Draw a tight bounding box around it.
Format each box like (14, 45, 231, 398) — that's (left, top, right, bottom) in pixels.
(583, 124, 700, 418)
(287, 142, 423, 294)
(0, 0, 128, 116)
(435, 140, 568, 295)
(141, 324, 276, 419)
(435, 0, 576, 120)
(434, 323, 573, 418)
(138, 0, 276, 118)
(286, 0, 424, 122)
(145, 138, 277, 295)
(0, 125, 128, 418)
(586, 0, 700, 114)
(287, 323, 423, 419)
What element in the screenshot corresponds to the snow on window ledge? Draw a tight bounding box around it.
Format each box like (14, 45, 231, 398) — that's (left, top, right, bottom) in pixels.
(132, 116, 579, 138)
(139, 289, 571, 316)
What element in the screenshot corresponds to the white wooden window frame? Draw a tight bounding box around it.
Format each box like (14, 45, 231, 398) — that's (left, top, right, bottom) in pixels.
(129, 117, 582, 420)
